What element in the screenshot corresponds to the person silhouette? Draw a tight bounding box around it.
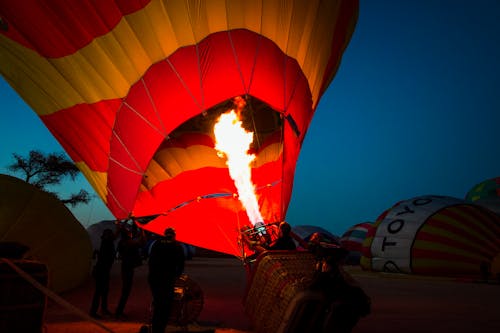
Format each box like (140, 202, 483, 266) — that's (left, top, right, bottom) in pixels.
(89, 227, 118, 318)
(147, 227, 185, 333)
(114, 223, 145, 319)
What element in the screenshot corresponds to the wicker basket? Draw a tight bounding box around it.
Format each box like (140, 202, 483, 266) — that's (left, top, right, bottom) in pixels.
(244, 251, 316, 333)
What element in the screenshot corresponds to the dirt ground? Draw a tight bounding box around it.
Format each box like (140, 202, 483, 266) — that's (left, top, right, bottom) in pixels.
(41, 257, 500, 333)
(44, 257, 251, 333)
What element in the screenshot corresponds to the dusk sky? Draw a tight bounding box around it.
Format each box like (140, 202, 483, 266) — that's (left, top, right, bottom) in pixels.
(1, 1, 499, 237)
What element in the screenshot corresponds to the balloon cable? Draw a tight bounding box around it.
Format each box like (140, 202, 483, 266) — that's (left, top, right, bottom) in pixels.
(0, 258, 115, 333)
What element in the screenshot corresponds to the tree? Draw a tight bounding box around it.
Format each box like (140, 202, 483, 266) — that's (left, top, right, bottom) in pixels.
(7, 150, 90, 207)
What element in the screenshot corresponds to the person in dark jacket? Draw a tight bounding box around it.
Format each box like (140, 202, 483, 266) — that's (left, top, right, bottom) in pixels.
(115, 223, 145, 318)
(90, 227, 117, 318)
(148, 227, 185, 333)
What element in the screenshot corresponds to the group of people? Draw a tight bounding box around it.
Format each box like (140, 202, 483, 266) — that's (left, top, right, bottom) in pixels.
(90, 222, 185, 333)
(91, 220, 370, 333)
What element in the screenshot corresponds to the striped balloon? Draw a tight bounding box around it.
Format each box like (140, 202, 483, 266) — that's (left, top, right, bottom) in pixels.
(340, 222, 373, 253)
(0, 0, 358, 257)
(361, 195, 500, 277)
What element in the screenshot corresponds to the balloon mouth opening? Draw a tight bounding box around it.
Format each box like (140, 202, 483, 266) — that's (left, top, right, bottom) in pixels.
(168, 95, 283, 151)
(141, 95, 284, 193)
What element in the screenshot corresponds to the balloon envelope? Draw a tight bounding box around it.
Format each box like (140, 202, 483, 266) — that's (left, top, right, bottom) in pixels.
(465, 177, 500, 215)
(340, 222, 373, 253)
(361, 195, 500, 277)
(0, 175, 92, 292)
(0, 0, 358, 257)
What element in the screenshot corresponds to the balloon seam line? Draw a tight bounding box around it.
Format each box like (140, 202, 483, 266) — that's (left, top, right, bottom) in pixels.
(227, 30, 249, 95)
(106, 186, 129, 217)
(108, 156, 143, 175)
(110, 130, 144, 173)
(165, 58, 203, 111)
(142, 78, 168, 135)
(122, 101, 164, 137)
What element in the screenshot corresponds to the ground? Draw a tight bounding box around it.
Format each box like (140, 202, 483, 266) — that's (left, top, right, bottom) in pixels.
(40, 257, 500, 333)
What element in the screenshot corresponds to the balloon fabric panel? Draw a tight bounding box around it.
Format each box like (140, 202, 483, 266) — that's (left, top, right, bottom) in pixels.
(1, 0, 357, 114)
(0, 0, 150, 57)
(41, 100, 119, 171)
(425, 205, 500, 253)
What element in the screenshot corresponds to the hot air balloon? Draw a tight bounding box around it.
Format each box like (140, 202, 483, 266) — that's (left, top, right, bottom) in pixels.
(0, 0, 358, 258)
(340, 222, 372, 252)
(360, 195, 500, 277)
(340, 222, 373, 264)
(0, 174, 92, 292)
(465, 177, 500, 215)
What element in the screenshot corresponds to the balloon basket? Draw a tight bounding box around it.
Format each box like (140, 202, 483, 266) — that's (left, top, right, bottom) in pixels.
(0, 259, 48, 333)
(244, 251, 316, 333)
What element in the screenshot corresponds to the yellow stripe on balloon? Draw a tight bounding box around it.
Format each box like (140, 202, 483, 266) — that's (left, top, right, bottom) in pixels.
(254, 142, 283, 168)
(140, 142, 282, 191)
(430, 213, 492, 246)
(413, 240, 488, 263)
(75, 162, 108, 204)
(0, 0, 353, 115)
(419, 225, 486, 254)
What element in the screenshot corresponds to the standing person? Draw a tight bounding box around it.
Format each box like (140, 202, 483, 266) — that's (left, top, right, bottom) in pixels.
(89, 227, 117, 318)
(148, 227, 185, 333)
(114, 223, 145, 319)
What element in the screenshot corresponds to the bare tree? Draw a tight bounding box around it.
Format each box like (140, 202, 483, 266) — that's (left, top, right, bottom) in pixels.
(7, 150, 90, 207)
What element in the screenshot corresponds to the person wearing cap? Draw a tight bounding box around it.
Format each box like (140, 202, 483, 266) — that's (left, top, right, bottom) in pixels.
(147, 227, 185, 333)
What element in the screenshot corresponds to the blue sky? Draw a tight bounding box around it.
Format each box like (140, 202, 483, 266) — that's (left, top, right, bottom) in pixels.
(1, 1, 500, 236)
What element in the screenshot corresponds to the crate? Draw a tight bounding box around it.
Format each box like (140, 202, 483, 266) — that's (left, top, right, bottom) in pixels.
(0, 259, 48, 333)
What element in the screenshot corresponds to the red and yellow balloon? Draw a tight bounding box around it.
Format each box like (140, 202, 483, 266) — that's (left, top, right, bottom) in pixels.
(361, 195, 500, 277)
(0, 0, 358, 257)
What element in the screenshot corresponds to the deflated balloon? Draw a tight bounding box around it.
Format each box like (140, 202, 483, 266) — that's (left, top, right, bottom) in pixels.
(0, 175, 92, 292)
(0, 0, 358, 257)
(361, 195, 500, 277)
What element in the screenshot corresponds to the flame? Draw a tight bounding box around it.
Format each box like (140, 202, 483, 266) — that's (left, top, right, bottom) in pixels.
(214, 98, 263, 225)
